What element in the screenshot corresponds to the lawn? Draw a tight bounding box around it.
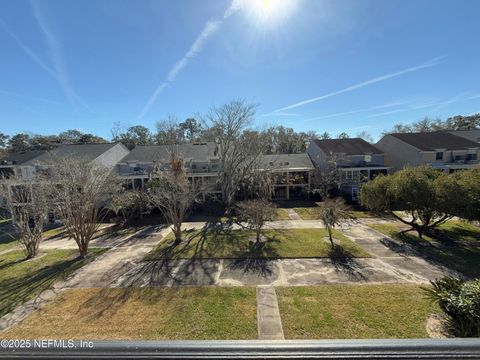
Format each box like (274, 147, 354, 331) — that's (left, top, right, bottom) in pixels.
(293, 206, 321, 220)
(0, 248, 105, 318)
(275, 208, 291, 220)
(293, 206, 382, 220)
(144, 228, 370, 260)
(2, 287, 257, 340)
(369, 221, 480, 278)
(277, 285, 437, 339)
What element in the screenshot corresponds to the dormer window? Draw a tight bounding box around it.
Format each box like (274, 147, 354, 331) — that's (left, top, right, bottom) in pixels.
(435, 152, 443, 160)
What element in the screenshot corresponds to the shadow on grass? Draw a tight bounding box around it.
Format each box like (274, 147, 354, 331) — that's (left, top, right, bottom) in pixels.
(228, 238, 280, 277)
(379, 224, 480, 278)
(79, 286, 179, 320)
(0, 253, 98, 318)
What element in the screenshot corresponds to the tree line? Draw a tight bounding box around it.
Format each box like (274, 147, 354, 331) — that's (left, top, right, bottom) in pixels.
(1, 108, 478, 157)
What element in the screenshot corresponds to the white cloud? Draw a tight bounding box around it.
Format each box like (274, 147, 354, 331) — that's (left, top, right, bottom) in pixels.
(271, 56, 446, 113)
(301, 102, 405, 122)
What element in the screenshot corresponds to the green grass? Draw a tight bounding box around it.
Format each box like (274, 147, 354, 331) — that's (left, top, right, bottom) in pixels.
(275, 208, 291, 220)
(0, 248, 106, 318)
(277, 285, 438, 339)
(3, 287, 258, 340)
(144, 228, 370, 260)
(293, 207, 321, 220)
(369, 221, 480, 278)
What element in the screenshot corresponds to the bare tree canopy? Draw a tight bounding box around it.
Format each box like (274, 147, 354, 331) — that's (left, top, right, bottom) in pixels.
(146, 156, 203, 244)
(237, 199, 276, 243)
(48, 156, 118, 257)
(0, 174, 50, 258)
(203, 99, 266, 212)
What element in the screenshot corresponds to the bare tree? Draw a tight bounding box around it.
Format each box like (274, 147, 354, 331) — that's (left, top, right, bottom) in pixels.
(0, 174, 49, 258)
(356, 130, 374, 143)
(155, 115, 185, 145)
(203, 100, 265, 213)
(313, 152, 340, 199)
(48, 156, 118, 258)
(237, 199, 276, 244)
(318, 198, 349, 247)
(146, 155, 202, 244)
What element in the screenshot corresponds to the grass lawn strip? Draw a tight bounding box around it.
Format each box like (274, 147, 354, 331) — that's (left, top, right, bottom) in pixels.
(277, 284, 438, 339)
(369, 221, 480, 278)
(2, 287, 257, 340)
(144, 228, 370, 260)
(0, 248, 106, 318)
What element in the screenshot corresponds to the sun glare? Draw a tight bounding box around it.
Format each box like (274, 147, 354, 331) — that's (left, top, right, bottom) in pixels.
(242, 0, 297, 25)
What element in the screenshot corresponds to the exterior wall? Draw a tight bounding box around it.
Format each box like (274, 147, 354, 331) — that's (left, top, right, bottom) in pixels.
(376, 135, 422, 171)
(94, 143, 130, 169)
(337, 154, 384, 167)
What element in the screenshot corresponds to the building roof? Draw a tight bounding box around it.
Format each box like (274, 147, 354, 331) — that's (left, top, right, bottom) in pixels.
(23, 143, 119, 165)
(258, 153, 314, 170)
(120, 142, 217, 163)
(389, 132, 480, 151)
(0, 150, 46, 165)
(312, 138, 383, 155)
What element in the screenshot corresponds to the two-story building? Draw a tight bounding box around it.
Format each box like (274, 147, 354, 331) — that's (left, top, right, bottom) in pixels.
(257, 154, 314, 200)
(0, 143, 129, 179)
(376, 132, 480, 172)
(115, 142, 222, 199)
(307, 138, 390, 201)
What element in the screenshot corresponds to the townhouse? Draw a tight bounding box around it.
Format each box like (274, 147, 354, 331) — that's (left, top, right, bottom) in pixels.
(257, 153, 314, 200)
(376, 132, 480, 172)
(307, 138, 390, 201)
(0, 143, 129, 179)
(115, 142, 222, 200)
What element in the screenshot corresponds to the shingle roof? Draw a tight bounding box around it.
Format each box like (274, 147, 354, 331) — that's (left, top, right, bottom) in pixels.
(120, 142, 217, 163)
(389, 132, 480, 151)
(313, 138, 382, 155)
(23, 143, 118, 165)
(258, 153, 314, 170)
(0, 150, 46, 165)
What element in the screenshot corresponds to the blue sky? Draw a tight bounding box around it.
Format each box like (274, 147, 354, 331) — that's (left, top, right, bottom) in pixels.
(1, 0, 479, 141)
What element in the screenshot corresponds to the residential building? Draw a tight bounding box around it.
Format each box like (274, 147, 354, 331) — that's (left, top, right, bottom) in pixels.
(307, 138, 389, 201)
(257, 154, 314, 200)
(0, 143, 128, 179)
(376, 132, 480, 172)
(116, 142, 222, 199)
(447, 129, 480, 144)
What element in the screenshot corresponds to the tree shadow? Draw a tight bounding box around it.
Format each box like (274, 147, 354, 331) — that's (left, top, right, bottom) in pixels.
(0, 253, 96, 318)
(327, 245, 368, 281)
(228, 238, 280, 277)
(381, 225, 480, 278)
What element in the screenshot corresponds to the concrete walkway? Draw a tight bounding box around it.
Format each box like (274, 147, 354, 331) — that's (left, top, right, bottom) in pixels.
(256, 286, 284, 340)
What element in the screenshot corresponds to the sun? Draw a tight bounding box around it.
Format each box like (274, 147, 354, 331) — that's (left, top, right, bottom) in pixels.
(242, 0, 297, 25)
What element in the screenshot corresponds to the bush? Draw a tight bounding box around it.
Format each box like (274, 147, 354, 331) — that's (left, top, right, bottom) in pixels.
(423, 277, 480, 337)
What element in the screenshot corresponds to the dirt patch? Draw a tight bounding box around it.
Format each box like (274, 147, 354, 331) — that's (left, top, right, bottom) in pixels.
(426, 313, 449, 338)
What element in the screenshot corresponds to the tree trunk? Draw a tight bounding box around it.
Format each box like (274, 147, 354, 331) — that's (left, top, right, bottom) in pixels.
(173, 223, 182, 245)
(25, 239, 39, 259)
(256, 227, 261, 243)
(327, 226, 334, 248)
(78, 242, 89, 258)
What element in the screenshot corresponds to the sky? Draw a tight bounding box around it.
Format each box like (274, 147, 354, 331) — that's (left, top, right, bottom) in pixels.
(1, 0, 480, 141)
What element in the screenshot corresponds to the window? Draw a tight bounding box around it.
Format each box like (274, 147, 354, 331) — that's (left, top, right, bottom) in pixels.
(467, 153, 477, 161)
(435, 152, 443, 160)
